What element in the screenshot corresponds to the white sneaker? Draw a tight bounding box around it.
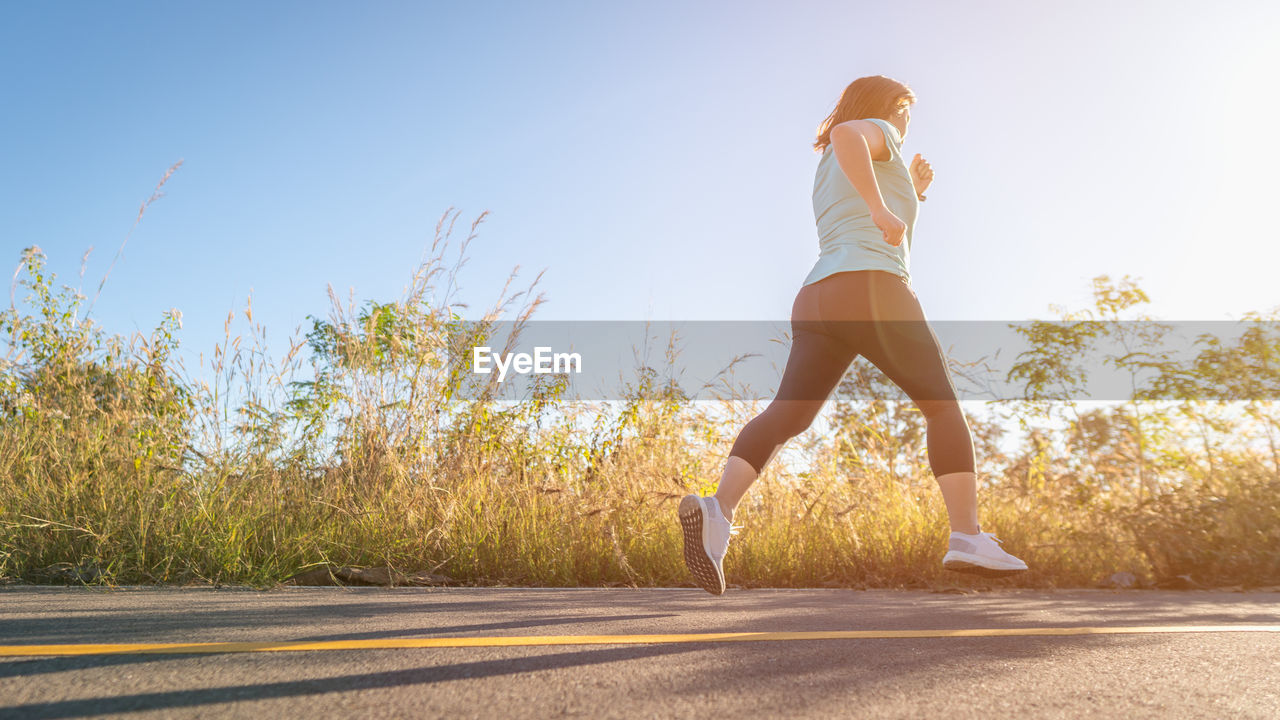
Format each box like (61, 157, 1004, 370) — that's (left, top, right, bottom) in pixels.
(942, 530, 1028, 577)
(678, 495, 740, 595)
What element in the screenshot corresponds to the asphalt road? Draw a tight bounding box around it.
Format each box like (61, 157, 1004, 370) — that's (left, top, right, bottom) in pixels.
(1, 586, 1278, 719)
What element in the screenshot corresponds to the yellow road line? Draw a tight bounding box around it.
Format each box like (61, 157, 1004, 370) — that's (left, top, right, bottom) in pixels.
(2, 625, 1278, 657)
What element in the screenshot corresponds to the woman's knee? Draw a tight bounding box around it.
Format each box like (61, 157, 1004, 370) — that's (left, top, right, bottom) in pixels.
(918, 397, 965, 422)
(906, 368, 962, 413)
(758, 400, 820, 440)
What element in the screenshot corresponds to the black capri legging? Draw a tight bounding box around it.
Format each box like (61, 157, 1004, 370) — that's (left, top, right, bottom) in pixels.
(728, 269, 975, 476)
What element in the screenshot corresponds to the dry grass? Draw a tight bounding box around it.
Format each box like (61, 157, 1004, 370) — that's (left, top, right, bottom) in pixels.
(2, 185, 1278, 590)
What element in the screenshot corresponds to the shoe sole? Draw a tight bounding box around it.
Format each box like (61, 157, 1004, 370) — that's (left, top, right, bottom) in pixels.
(943, 551, 1028, 578)
(679, 495, 725, 595)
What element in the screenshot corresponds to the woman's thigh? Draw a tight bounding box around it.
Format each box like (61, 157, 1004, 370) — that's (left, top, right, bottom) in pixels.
(815, 271, 959, 404)
(773, 281, 857, 405)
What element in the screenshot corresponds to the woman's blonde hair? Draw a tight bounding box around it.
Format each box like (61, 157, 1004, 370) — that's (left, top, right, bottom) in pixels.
(813, 75, 916, 152)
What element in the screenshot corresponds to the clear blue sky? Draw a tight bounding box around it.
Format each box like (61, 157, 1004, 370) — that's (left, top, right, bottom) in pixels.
(4, 0, 1279, 375)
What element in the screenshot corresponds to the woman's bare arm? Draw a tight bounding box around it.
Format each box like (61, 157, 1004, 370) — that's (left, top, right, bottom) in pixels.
(829, 120, 906, 246)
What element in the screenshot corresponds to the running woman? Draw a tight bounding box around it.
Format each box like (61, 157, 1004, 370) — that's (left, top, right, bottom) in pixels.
(679, 75, 1028, 595)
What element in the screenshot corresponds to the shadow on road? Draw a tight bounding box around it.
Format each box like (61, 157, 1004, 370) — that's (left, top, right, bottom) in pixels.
(0, 633, 1181, 719)
(1, 643, 701, 719)
(287, 612, 680, 642)
(0, 612, 677, 681)
(2, 588, 1276, 717)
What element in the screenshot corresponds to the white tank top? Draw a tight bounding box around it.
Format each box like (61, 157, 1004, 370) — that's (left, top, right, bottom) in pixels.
(804, 117, 919, 286)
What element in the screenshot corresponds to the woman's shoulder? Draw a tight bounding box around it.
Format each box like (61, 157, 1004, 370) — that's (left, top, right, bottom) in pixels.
(827, 118, 897, 162)
(859, 118, 901, 147)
